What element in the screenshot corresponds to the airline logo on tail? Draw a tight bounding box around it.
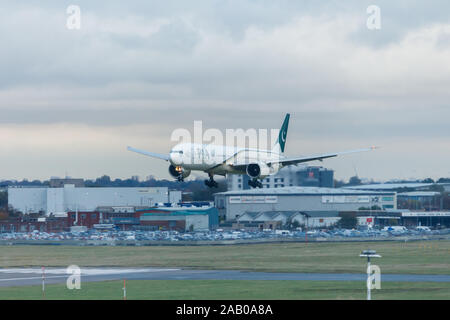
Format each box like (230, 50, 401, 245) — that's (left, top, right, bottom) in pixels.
(278, 113, 290, 153)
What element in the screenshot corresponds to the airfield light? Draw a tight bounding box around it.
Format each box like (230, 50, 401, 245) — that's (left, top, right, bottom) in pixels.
(360, 249, 381, 300)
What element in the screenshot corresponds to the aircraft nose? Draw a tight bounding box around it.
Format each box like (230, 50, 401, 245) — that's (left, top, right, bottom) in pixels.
(169, 152, 182, 165)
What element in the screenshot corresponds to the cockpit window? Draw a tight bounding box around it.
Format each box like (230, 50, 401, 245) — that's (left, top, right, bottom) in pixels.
(171, 150, 183, 154)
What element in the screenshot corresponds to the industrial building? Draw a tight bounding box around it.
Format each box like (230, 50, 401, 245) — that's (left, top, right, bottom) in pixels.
(343, 182, 450, 192)
(227, 166, 334, 190)
(66, 205, 219, 232)
(232, 209, 447, 230)
(233, 208, 450, 230)
(138, 206, 219, 231)
(235, 210, 340, 229)
(214, 186, 397, 221)
(0, 203, 218, 233)
(401, 211, 450, 228)
(397, 191, 443, 211)
(49, 177, 85, 188)
(8, 185, 181, 215)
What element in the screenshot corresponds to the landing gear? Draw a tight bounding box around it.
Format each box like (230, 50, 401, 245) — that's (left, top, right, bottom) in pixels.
(248, 178, 263, 188)
(177, 176, 184, 182)
(204, 174, 218, 188)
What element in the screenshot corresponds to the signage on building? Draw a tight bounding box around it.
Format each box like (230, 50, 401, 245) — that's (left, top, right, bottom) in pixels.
(229, 196, 278, 204)
(402, 212, 450, 217)
(138, 189, 159, 193)
(322, 195, 370, 204)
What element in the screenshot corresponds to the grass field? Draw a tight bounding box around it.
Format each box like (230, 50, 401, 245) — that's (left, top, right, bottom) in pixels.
(1, 280, 449, 300)
(1, 240, 449, 274)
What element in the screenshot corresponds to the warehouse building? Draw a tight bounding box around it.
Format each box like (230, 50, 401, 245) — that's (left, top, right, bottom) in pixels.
(8, 185, 181, 215)
(214, 186, 397, 221)
(397, 191, 443, 211)
(401, 211, 450, 228)
(233, 209, 407, 230)
(342, 210, 403, 228)
(235, 210, 340, 229)
(138, 206, 219, 231)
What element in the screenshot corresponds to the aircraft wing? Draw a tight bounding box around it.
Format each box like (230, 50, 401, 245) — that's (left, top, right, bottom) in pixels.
(268, 147, 378, 167)
(127, 146, 169, 161)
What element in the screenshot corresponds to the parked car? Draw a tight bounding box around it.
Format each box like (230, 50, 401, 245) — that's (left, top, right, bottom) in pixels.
(416, 226, 431, 232)
(382, 226, 407, 232)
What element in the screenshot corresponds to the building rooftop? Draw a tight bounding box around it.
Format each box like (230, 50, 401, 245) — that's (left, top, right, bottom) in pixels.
(137, 206, 214, 212)
(237, 212, 264, 220)
(238, 210, 339, 220)
(216, 186, 395, 196)
(402, 211, 450, 217)
(139, 207, 217, 216)
(302, 211, 340, 217)
(397, 191, 441, 197)
(343, 183, 433, 191)
(257, 211, 283, 219)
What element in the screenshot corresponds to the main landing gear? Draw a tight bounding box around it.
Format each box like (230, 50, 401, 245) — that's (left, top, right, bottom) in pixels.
(204, 174, 218, 188)
(248, 178, 263, 188)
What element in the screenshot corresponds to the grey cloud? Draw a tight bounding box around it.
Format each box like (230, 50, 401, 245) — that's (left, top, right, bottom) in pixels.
(0, 1, 449, 181)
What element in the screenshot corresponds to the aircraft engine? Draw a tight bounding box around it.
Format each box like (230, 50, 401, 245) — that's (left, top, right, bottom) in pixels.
(168, 165, 191, 179)
(246, 163, 271, 179)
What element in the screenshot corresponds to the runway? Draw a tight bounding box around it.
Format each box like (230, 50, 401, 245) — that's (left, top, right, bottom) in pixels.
(0, 268, 449, 287)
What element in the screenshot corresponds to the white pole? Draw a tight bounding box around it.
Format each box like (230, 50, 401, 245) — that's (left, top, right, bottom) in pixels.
(123, 279, 127, 300)
(42, 266, 45, 299)
(361, 251, 381, 301)
(367, 258, 371, 301)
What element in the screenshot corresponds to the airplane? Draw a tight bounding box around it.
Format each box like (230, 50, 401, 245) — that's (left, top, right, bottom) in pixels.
(127, 114, 377, 188)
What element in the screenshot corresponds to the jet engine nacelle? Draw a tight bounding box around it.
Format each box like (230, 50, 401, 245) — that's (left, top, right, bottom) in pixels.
(169, 165, 191, 179)
(246, 163, 271, 179)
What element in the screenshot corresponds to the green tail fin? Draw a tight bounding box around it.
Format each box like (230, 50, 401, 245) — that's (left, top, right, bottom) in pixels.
(278, 113, 290, 153)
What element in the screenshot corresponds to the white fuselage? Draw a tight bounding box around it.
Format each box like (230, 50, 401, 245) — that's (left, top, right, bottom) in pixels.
(169, 143, 284, 176)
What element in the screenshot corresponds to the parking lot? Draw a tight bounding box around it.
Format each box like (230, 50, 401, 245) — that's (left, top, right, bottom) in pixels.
(1, 227, 449, 243)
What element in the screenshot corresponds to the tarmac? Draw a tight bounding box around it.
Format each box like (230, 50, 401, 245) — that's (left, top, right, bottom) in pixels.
(0, 267, 449, 287)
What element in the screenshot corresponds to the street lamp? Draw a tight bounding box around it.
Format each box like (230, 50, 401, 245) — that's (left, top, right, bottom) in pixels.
(360, 249, 381, 300)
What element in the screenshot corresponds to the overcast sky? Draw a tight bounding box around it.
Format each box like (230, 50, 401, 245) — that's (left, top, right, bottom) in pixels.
(0, 1, 449, 182)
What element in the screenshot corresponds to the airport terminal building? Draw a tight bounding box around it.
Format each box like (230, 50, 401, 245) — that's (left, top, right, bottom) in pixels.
(214, 186, 397, 221)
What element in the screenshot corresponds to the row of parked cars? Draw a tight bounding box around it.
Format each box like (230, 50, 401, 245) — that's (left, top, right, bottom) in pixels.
(0, 226, 448, 242)
(303, 226, 445, 238)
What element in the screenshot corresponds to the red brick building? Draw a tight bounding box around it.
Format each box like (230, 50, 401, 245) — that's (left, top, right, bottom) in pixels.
(67, 211, 100, 229)
(0, 217, 68, 233)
